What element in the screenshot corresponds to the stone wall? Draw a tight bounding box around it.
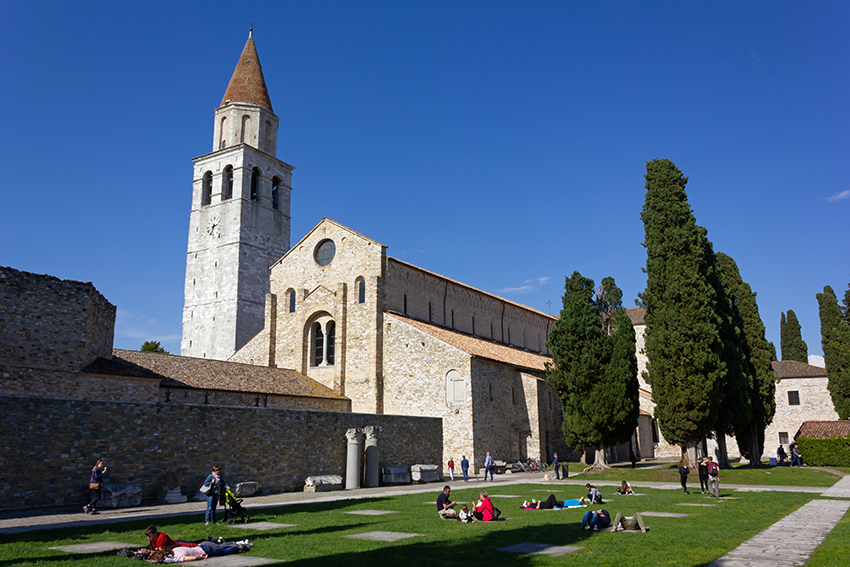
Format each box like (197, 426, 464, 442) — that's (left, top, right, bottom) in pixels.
(0, 395, 440, 510)
(157, 386, 350, 412)
(0, 368, 159, 402)
(1, 266, 115, 372)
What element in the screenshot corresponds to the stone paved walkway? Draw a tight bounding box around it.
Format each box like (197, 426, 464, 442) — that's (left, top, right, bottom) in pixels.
(709, 499, 850, 567)
(820, 474, 850, 498)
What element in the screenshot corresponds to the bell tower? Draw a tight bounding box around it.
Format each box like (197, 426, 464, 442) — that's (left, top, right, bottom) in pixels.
(181, 31, 293, 360)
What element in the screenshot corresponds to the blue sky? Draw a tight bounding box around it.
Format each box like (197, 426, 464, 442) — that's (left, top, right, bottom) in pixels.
(1, 1, 847, 360)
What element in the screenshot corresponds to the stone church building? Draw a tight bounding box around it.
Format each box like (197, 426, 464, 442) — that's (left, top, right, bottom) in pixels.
(180, 33, 570, 471)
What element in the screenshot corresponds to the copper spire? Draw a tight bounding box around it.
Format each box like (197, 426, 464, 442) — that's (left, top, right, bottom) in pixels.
(220, 31, 273, 112)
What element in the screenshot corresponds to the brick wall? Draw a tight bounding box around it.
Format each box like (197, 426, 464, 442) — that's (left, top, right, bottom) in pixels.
(0, 395, 441, 510)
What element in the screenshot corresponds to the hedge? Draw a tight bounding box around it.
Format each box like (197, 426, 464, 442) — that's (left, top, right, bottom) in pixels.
(796, 436, 850, 467)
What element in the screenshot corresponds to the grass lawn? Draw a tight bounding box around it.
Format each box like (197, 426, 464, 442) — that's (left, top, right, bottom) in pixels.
(0, 484, 830, 566)
(569, 462, 841, 487)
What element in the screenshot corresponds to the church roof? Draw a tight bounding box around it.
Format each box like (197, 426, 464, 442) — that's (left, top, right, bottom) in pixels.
(387, 312, 552, 374)
(84, 349, 346, 400)
(771, 360, 827, 379)
(220, 32, 274, 112)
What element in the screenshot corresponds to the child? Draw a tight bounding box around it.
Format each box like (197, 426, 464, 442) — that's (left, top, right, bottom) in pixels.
(459, 504, 473, 523)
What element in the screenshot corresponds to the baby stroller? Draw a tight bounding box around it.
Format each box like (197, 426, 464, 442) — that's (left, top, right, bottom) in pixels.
(223, 486, 249, 524)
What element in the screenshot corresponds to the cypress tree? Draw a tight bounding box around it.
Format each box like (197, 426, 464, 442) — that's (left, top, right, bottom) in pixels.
(816, 286, 850, 419)
(716, 253, 776, 463)
(639, 158, 726, 446)
(546, 272, 638, 469)
(781, 310, 808, 362)
(842, 279, 850, 325)
(768, 342, 778, 362)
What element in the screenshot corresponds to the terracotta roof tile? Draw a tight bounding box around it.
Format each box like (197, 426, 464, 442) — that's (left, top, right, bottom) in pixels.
(220, 34, 273, 111)
(626, 307, 645, 326)
(387, 313, 551, 374)
(84, 349, 345, 400)
(771, 360, 827, 379)
(797, 420, 850, 439)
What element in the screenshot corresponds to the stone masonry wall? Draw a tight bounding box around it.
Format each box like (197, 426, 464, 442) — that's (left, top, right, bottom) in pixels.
(0, 395, 441, 510)
(157, 387, 350, 412)
(1, 267, 116, 372)
(0, 368, 159, 402)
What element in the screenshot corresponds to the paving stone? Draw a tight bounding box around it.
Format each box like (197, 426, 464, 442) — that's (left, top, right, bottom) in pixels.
(708, 499, 850, 567)
(488, 494, 523, 498)
(821, 475, 850, 498)
(51, 541, 138, 553)
(498, 542, 584, 556)
(183, 557, 279, 566)
(230, 521, 296, 530)
(640, 511, 690, 518)
(346, 531, 422, 542)
(677, 503, 718, 507)
(344, 509, 398, 516)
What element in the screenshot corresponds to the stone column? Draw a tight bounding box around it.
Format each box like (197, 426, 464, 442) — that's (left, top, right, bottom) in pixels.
(345, 428, 362, 489)
(363, 426, 380, 488)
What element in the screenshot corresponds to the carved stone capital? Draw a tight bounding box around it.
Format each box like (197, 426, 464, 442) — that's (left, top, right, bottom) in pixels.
(345, 428, 361, 442)
(363, 425, 381, 440)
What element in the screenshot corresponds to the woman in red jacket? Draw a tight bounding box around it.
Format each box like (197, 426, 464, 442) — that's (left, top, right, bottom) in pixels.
(472, 491, 495, 522)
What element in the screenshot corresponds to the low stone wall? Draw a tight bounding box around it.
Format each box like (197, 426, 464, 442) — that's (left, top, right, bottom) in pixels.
(0, 395, 441, 510)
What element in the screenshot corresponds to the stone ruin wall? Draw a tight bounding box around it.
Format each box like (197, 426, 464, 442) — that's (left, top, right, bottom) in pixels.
(0, 395, 440, 510)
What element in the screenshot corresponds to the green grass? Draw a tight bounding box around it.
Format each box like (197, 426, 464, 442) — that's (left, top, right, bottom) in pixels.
(569, 462, 841, 487)
(0, 485, 833, 567)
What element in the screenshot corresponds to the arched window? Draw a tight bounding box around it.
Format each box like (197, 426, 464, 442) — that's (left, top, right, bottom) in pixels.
(311, 322, 324, 366)
(357, 278, 366, 304)
(219, 116, 227, 149)
(446, 370, 464, 405)
(251, 167, 261, 202)
(240, 115, 251, 144)
(472, 316, 476, 335)
(428, 302, 432, 322)
(201, 171, 212, 206)
(288, 289, 296, 313)
(271, 176, 281, 210)
(222, 166, 233, 200)
(403, 294, 408, 315)
(310, 320, 336, 366)
(451, 309, 455, 329)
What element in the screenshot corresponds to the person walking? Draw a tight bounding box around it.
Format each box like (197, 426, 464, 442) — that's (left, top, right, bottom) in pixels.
(791, 444, 803, 467)
(448, 457, 455, 481)
(551, 452, 560, 480)
(706, 456, 720, 497)
(83, 459, 107, 514)
(461, 455, 469, 482)
(678, 458, 691, 494)
(698, 457, 710, 494)
(484, 452, 494, 481)
(202, 466, 225, 525)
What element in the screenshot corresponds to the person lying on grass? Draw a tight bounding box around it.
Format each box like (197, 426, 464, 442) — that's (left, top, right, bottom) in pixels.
(579, 508, 610, 530)
(520, 494, 582, 509)
(610, 512, 647, 532)
(140, 525, 198, 553)
(148, 540, 253, 562)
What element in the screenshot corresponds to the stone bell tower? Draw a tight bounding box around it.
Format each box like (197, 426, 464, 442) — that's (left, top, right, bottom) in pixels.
(181, 30, 294, 360)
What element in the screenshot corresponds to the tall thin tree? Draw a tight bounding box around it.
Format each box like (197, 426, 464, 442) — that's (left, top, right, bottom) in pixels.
(639, 158, 726, 448)
(781, 310, 808, 363)
(816, 286, 850, 419)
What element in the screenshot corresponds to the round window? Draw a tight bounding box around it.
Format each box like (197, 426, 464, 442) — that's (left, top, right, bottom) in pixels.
(314, 239, 336, 266)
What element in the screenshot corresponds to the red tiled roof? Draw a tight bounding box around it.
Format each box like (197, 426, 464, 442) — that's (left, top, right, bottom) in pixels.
(797, 421, 850, 439)
(771, 360, 827, 379)
(84, 349, 345, 400)
(387, 313, 552, 374)
(220, 33, 273, 111)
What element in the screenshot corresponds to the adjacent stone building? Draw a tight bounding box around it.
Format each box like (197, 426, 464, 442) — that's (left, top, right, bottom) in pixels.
(766, 360, 839, 457)
(230, 218, 571, 470)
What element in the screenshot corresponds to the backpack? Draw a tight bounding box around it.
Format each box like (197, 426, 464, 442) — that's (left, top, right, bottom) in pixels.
(708, 462, 719, 477)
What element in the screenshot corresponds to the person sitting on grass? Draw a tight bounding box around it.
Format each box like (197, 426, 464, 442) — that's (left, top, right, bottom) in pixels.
(610, 512, 647, 532)
(458, 504, 473, 523)
(472, 491, 495, 521)
(579, 483, 603, 504)
(436, 485, 458, 518)
(615, 480, 634, 495)
(579, 508, 610, 530)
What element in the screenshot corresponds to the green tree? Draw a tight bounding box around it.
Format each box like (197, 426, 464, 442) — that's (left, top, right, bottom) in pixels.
(638, 158, 726, 447)
(768, 341, 778, 362)
(780, 310, 808, 362)
(842, 278, 850, 325)
(716, 253, 776, 463)
(546, 272, 638, 470)
(141, 340, 169, 354)
(816, 286, 850, 419)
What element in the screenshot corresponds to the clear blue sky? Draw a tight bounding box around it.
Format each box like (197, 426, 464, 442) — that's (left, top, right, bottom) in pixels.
(1, 1, 847, 359)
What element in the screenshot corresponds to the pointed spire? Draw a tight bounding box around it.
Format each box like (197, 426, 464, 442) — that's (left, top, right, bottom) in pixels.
(220, 31, 273, 112)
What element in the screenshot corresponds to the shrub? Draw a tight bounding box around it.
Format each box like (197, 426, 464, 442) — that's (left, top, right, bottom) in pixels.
(796, 436, 850, 467)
